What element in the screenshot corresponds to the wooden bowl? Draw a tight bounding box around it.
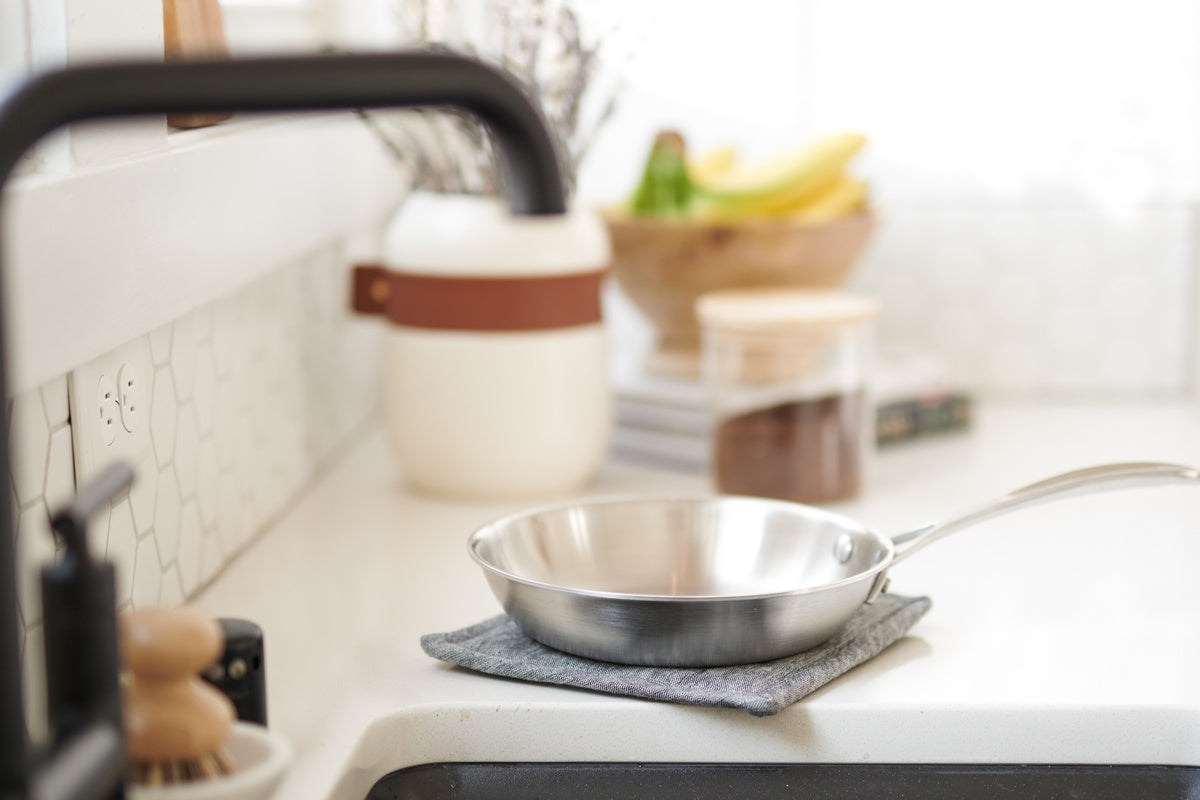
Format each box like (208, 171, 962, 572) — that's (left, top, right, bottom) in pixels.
(605, 211, 876, 378)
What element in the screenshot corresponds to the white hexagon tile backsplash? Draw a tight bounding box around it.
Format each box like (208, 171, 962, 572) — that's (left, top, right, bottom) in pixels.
(6, 243, 383, 738)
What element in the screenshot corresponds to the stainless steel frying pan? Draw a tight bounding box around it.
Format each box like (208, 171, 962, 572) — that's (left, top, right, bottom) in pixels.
(468, 462, 1200, 666)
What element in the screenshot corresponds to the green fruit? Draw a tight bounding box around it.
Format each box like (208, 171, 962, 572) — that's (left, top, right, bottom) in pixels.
(627, 130, 694, 218)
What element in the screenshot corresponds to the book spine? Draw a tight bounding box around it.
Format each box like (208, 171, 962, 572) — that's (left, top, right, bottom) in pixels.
(876, 394, 971, 446)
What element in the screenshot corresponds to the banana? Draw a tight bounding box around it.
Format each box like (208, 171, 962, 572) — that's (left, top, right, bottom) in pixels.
(687, 145, 738, 185)
(695, 132, 867, 218)
(789, 176, 868, 223)
(705, 169, 845, 218)
(624, 130, 869, 223)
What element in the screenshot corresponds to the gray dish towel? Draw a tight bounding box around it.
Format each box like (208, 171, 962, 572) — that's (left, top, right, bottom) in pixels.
(421, 593, 930, 717)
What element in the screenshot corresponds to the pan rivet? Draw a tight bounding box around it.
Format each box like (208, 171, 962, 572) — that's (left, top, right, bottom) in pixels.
(834, 533, 855, 563)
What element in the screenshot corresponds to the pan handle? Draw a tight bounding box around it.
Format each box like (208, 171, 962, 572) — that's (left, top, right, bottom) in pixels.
(887, 461, 1200, 567)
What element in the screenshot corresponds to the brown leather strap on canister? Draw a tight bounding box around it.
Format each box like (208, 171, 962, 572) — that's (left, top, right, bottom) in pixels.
(351, 263, 606, 332)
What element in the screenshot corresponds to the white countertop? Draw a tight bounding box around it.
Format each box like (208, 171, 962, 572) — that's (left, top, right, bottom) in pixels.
(194, 400, 1200, 800)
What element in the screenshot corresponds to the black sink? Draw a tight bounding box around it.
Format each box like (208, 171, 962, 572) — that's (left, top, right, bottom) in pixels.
(365, 762, 1200, 799)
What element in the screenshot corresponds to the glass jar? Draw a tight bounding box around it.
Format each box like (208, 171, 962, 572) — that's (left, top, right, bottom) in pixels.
(696, 288, 878, 504)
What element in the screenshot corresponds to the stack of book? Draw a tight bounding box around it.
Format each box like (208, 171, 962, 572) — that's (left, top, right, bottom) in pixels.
(610, 348, 972, 470)
(611, 365, 710, 470)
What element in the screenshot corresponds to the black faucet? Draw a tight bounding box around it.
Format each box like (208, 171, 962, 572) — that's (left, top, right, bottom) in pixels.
(0, 51, 566, 800)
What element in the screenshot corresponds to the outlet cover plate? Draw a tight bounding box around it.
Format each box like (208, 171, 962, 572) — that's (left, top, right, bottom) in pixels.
(68, 337, 157, 537)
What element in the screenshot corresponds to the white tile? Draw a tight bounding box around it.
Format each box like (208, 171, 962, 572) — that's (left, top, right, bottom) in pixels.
(209, 292, 242, 380)
(158, 564, 185, 607)
(241, 455, 274, 538)
(174, 402, 201, 501)
(149, 365, 178, 470)
(193, 343, 217, 437)
(256, 448, 281, 505)
(170, 313, 198, 403)
(131, 535, 163, 610)
(39, 378, 70, 429)
(15, 505, 56, 627)
(177, 500, 203, 597)
(127, 458, 158, 539)
(86, 505, 110, 567)
(153, 465, 182, 566)
(149, 321, 173, 367)
(106, 499, 138, 608)
(245, 490, 272, 547)
(197, 439, 220, 529)
(215, 472, 243, 556)
(43, 427, 76, 516)
(9, 389, 50, 508)
(228, 419, 261, 496)
(199, 531, 225, 587)
(212, 380, 241, 468)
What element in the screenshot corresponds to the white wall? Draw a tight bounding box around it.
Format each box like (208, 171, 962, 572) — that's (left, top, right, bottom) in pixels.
(0, 0, 28, 87)
(577, 0, 1200, 398)
(575, 0, 813, 204)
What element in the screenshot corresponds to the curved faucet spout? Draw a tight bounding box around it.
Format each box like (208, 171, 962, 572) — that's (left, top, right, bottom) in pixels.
(0, 51, 566, 215)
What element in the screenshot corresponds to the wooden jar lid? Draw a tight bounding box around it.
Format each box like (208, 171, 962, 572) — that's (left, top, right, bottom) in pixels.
(696, 289, 878, 386)
(696, 288, 878, 334)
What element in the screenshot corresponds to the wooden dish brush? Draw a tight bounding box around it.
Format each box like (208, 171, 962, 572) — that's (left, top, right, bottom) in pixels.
(119, 606, 237, 786)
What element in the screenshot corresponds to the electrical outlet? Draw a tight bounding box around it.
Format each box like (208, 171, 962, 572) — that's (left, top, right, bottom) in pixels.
(69, 338, 156, 535)
(97, 374, 119, 446)
(117, 363, 142, 433)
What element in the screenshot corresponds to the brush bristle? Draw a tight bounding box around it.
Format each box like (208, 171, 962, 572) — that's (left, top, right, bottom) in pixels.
(130, 746, 236, 786)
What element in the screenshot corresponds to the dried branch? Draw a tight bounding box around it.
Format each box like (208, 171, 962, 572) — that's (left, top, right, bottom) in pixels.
(363, 0, 627, 199)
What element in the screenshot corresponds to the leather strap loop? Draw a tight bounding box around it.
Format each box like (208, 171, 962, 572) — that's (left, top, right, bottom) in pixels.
(352, 264, 605, 331)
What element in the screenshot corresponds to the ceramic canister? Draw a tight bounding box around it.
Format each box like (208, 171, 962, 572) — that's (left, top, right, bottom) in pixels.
(353, 191, 612, 499)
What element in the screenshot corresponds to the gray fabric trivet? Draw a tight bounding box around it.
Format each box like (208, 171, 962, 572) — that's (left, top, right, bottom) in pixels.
(421, 593, 930, 717)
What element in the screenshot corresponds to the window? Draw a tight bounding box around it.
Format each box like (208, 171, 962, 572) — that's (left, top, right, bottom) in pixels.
(219, 0, 329, 55)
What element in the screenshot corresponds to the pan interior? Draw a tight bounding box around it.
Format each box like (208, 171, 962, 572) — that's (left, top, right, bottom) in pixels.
(472, 496, 890, 598)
